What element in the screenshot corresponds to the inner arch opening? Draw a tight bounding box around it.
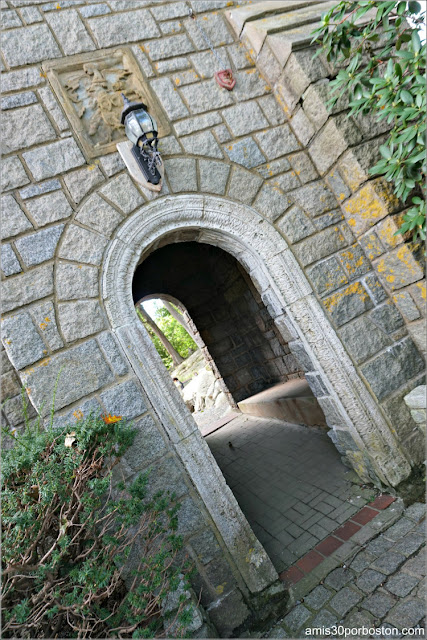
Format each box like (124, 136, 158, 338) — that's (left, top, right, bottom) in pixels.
(132, 240, 360, 573)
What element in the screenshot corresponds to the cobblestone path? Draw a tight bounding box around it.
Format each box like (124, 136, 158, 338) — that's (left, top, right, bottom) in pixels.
(265, 501, 425, 638)
(205, 414, 370, 572)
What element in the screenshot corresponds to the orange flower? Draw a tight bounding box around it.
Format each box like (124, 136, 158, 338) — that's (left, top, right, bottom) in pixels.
(102, 414, 122, 424)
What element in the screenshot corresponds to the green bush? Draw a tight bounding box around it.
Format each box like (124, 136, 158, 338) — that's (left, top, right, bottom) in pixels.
(1, 413, 193, 638)
(312, 1, 426, 241)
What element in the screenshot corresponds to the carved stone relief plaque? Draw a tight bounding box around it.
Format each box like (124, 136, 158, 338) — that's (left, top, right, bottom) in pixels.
(43, 48, 170, 159)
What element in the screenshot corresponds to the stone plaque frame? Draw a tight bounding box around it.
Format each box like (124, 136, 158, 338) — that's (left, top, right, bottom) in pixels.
(43, 47, 170, 159)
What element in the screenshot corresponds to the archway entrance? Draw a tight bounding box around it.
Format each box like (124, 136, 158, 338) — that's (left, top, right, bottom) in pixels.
(102, 194, 410, 591)
(131, 241, 360, 573)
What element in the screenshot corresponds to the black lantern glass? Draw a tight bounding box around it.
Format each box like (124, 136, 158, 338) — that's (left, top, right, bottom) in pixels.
(120, 94, 162, 185)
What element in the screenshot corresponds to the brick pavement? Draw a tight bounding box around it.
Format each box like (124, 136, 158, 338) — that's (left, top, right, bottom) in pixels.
(205, 414, 371, 572)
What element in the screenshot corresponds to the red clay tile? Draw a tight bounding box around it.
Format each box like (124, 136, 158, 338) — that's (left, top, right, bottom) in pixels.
(315, 535, 343, 556)
(369, 494, 395, 510)
(296, 550, 324, 574)
(333, 520, 361, 541)
(279, 565, 304, 585)
(351, 506, 378, 525)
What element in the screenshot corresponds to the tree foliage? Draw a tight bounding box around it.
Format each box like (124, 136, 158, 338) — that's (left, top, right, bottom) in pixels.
(141, 304, 197, 370)
(1, 414, 193, 638)
(312, 0, 426, 241)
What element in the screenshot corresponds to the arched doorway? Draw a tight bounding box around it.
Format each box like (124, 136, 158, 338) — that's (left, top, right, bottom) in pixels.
(102, 194, 410, 591)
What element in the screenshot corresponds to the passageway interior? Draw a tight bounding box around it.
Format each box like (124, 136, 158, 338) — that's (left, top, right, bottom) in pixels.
(132, 241, 353, 573)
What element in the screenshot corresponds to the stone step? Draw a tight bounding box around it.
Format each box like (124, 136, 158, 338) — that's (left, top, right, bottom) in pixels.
(227, 0, 323, 36)
(237, 378, 327, 427)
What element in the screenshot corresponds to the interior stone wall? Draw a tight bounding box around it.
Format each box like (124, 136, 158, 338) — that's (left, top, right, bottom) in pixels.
(1, 1, 425, 635)
(133, 242, 304, 402)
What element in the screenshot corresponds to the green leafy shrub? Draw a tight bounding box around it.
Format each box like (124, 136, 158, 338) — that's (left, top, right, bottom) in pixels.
(312, 1, 426, 241)
(1, 414, 193, 638)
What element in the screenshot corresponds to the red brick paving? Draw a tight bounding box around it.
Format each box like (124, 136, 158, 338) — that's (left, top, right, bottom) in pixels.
(351, 506, 378, 525)
(296, 550, 324, 573)
(314, 535, 343, 557)
(369, 494, 395, 510)
(333, 520, 361, 541)
(279, 495, 396, 585)
(279, 565, 304, 585)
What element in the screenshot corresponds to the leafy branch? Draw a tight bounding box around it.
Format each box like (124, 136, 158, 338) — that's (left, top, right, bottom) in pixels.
(312, 0, 426, 241)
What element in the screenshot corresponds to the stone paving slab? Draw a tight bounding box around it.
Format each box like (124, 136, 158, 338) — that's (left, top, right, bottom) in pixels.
(205, 414, 371, 572)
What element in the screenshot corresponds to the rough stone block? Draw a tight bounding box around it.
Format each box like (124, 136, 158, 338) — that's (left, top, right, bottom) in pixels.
(23, 138, 85, 181)
(25, 190, 72, 227)
(1, 312, 47, 370)
(338, 244, 371, 280)
(150, 77, 189, 121)
(364, 274, 388, 304)
(199, 160, 230, 195)
(38, 86, 69, 132)
(329, 587, 362, 617)
(403, 386, 426, 411)
(46, 10, 95, 55)
(360, 231, 385, 261)
(392, 291, 421, 322)
(339, 315, 391, 364)
(292, 181, 337, 217)
(361, 338, 425, 401)
(180, 79, 234, 115)
(1, 156, 30, 192)
(323, 281, 373, 326)
(2, 104, 56, 154)
(97, 331, 128, 377)
(75, 193, 123, 236)
(64, 166, 105, 204)
(343, 179, 400, 237)
(122, 413, 167, 469)
(164, 158, 197, 192)
(1, 23, 61, 67)
(88, 9, 160, 47)
(256, 124, 300, 160)
(182, 131, 223, 158)
(224, 137, 265, 169)
(363, 592, 395, 617)
(58, 224, 108, 265)
(100, 379, 147, 420)
(293, 223, 352, 267)
(29, 301, 63, 351)
(306, 257, 348, 296)
(20, 179, 61, 200)
(227, 166, 263, 205)
(2, 370, 21, 400)
(254, 183, 292, 222)
(185, 12, 233, 49)
(370, 301, 404, 333)
(58, 300, 106, 343)
(146, 33, 194, 61)
(1, 67, 45, 94)
(309, 114, 362, 175)
(21, 339, 115, 415)
(290, 107, 315, 147)
(2, 8, 22, 28)
(276, 205, 314, 244)
(1, 196, 32, 240)
(222, 101, 269, 138)
(269, 170, 300, 194)
(79, 3, 110, 18)
(258, 94, 287, 126)
(174, 112, 222, 137)
(207, 589, 250, 637)
(15, 224, 64, 267)
(56, 262, 99, 300)
(2, 263, 54, 313)
(375, 244, 425, 291)
(1, 244, 22, 276)
(2, 91, 37, 111)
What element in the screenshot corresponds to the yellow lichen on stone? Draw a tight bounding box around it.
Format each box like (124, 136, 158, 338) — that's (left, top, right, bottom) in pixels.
(324, 282, 368, 311)
(416, 282, 426, 300)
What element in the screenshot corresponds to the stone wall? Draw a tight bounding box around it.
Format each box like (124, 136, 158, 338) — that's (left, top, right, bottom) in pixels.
(1, 0, 425, 634)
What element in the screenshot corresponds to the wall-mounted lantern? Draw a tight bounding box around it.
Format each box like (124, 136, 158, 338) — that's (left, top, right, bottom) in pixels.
(117, 94, 163, 192)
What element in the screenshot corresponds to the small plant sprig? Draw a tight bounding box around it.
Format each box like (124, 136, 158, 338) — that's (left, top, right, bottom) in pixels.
(2, 411, 193, 638)
(312, 1, 426, 242)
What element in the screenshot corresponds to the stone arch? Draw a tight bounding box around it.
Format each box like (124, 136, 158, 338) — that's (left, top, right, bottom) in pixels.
(101, 194, 409, 487)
